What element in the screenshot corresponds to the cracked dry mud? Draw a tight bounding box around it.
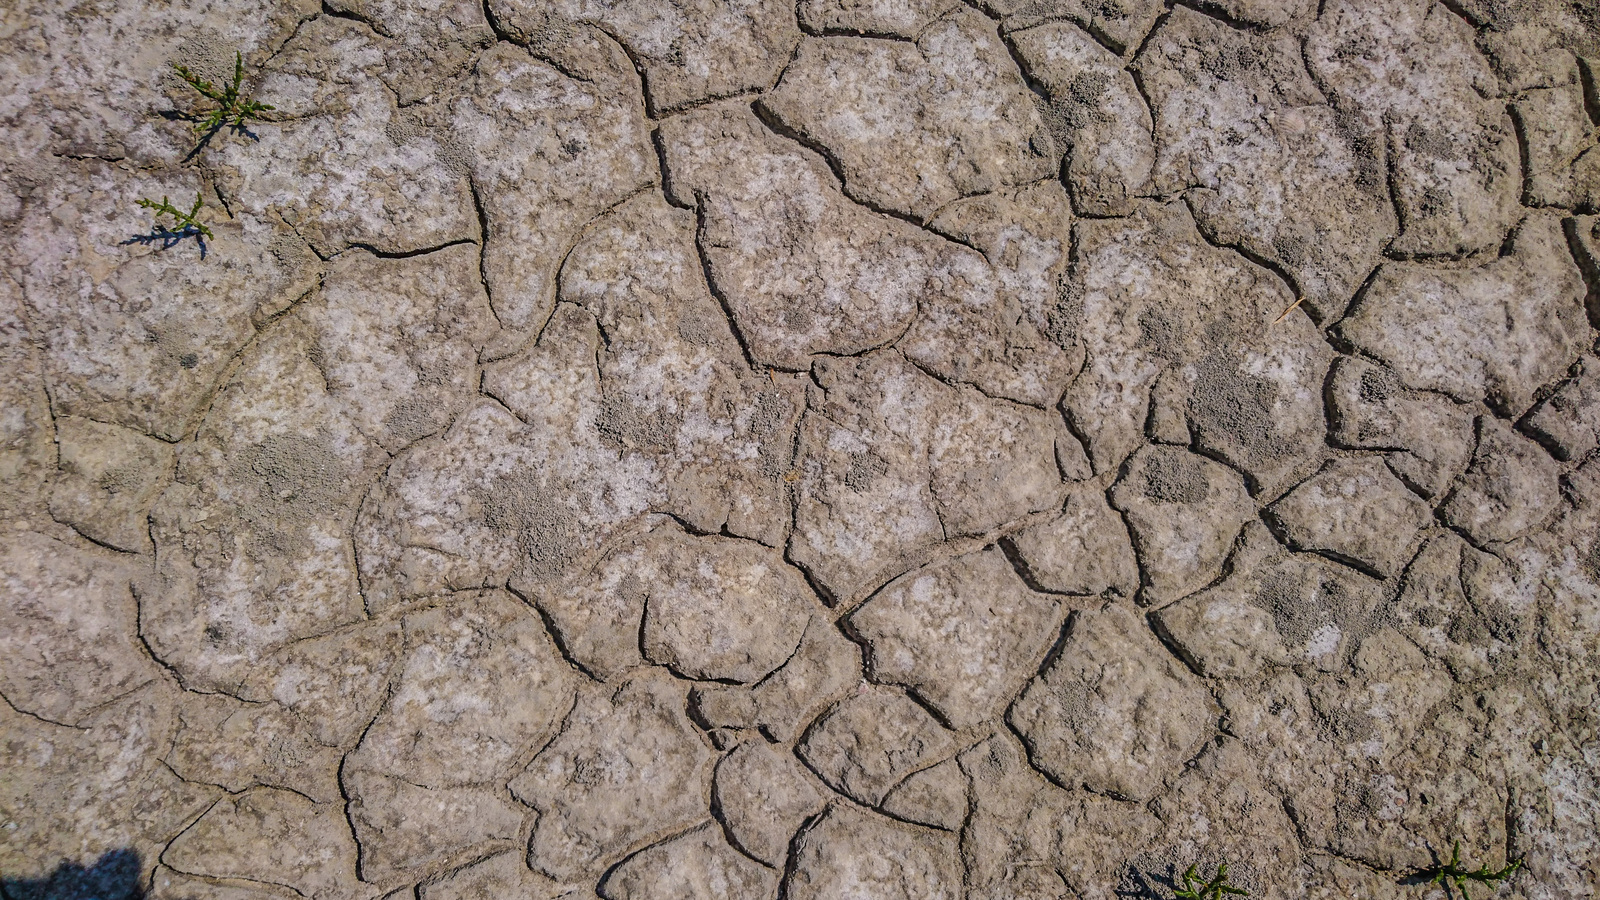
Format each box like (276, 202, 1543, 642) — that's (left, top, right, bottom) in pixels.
(1, 0, 1599, 898)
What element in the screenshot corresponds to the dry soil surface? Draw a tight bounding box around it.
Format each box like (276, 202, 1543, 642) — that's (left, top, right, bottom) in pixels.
(2, 0, 1600, 898)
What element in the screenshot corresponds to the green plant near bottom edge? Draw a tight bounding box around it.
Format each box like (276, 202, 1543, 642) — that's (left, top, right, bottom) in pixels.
(136, 192, 214, 241)
(1426, 841, 1523, 900)
(1174, 861, 1249, 900)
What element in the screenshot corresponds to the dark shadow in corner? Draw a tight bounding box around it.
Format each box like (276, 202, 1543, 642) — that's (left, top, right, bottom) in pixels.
(1, 849, 145, 900)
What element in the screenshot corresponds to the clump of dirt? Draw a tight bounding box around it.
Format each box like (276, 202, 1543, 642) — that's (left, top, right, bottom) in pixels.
(596, 395, 677, 452)
(1256, 568, 1328, 646)
(843, 450, 888, 492)
(1358, 365, 1398, 403)
(1141, 451, 1208, 504)
(385, 114, 473, 178)
(475, 468, 582, 578)
(1136, 306, 1182, 359)
(382, 397, 443, 448)
(1187, 355, 1280, 468)
(240, 432, 349, 518)
(1254, 563, 1379, 663)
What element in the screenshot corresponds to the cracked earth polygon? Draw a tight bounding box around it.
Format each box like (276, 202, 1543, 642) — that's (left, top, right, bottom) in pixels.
(2, 1, 1599, 898)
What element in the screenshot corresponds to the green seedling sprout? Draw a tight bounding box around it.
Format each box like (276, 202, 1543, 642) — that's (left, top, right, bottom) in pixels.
(136, 192, 214, 241)
(1426, 841, 1522, 900)
(174, 51, 274, 133)
(1174, 861, 1248, 900)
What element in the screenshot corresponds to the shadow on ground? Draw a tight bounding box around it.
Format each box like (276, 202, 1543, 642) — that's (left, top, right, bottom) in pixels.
(2, 849, 144, 900)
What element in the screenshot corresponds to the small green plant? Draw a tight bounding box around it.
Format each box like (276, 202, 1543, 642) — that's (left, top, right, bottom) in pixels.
(136, 192, 214, 241)
(174, 51, 273, 133)
(1174, 861, 1248, 900)
(1425, 841, 1522, 900)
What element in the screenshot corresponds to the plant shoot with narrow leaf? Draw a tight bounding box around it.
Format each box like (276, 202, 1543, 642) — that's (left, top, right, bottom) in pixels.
(174, 51, 273, 133)
(1173, 861, 1249, 900)
(136, 192, 214, 241)
(1426, 841, 1522, 900)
